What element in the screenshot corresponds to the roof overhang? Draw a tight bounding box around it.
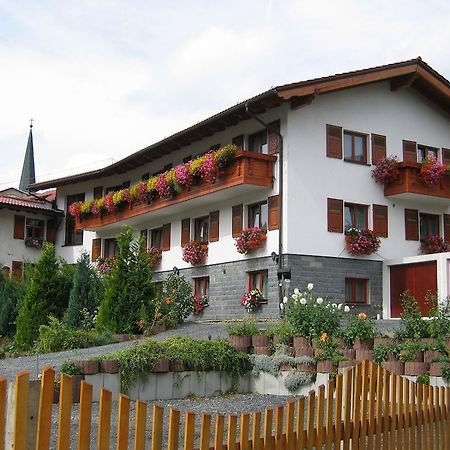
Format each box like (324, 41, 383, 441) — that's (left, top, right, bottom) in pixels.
(30, 57, 450, 191)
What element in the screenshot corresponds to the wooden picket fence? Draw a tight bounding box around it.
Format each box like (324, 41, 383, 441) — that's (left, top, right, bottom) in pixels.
(1, 360, 450, 449)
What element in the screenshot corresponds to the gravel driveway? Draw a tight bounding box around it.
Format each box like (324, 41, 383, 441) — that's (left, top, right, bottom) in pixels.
(0, 321, 229, 381)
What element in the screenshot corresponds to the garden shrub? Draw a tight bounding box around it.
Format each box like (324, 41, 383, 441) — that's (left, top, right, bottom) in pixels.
(15, 243, 67, 350)
(0, 278, 24, 337)
(427, 293, 450, 340)
(97, 226, 155, 334)
(342, 312, 375, 344)
(64, 251, 100, 329)
(227, 318, 260, 336)
(160, 273, 194, 323)
(394, 290, 430, 340)
(34, 317, 116, 353)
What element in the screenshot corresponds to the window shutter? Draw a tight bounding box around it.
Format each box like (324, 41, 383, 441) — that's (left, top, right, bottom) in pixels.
(13, 215, 25, 240)
(402, 140, 417, 163)
(371, 134, 386, 164)
(268, 120, 281, 154)
(93, 186, 103, 199)
(326, 125, 342, 159)
(373, 204, 388, 238)
(91, 238, 101, 261)
(46, 218, 57, 244)
(268, 195, 280, 230)
(232, 135, 244, 150)
(443, 148, 450, 167)
(404, 209, 419, 240)
(161, 223, 171, 251)
(12, 261, 23, 281)
(181, 218, 190, 246)
(232, 204, 243, 238)
(444, 214, 450, 243)
(327, 198, 343, 233)
(209, 211, 219, 242)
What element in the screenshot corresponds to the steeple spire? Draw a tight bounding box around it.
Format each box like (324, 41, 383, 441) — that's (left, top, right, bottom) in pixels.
(19, 120, 36, 191)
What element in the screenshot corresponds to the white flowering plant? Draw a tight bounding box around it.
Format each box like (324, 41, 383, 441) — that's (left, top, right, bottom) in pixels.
(283, 283, 349, 340)
(240, 289, 263, 313)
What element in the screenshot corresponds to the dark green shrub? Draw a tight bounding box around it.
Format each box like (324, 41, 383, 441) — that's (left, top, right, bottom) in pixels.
(64, 251, 100, 329)
(15, 243, 65, 350)
(0, 279, 24, 337)
(60, 361, 82, 375)
(97, 226, 154, 334)
(342, 313, 375, 344)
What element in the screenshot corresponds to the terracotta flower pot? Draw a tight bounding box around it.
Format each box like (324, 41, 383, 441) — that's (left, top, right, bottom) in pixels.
(404, 362, 429, 376)
(339, 360, 357, 370)
(341, 348, 356, 360)
(399, 350, 423, 362)
(353, 339, 374, 351)
(313, 349, 323, 358)
(254, 346, 271, 356)
(430, 362, 443, 377)
(422, 338, 438, 346)
(382, 361, 405, 375)
(152, 359, 170, 373)
(228, 335, 251, 350)
(169, 360, 185, 372)
(293, 336, 311, 349)
(273, 335, 293, 346)
(252, 335, 269, 347)
(295, 347, 314, 358)
(297, 362, 316, 373)
(99, 360, 119, 374)
(279, 363, 292, 371)
(424, 350, 442, 364)
(317, 360, 337, 373)
(76, 360, 99, 375)
(356, 350, 374, 361)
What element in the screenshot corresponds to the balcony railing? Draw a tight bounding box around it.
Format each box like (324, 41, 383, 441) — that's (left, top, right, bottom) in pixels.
(384, 162, 450, 200)
(76, 151, 276, 230)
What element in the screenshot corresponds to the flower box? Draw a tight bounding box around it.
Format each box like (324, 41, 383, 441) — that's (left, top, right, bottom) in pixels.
(240, 289, 263, 313)
(338, 360, 357, 370)
(341, 348, 356, 360)
(293, 336, 311, 349)
(345, 228, 380, 256)
(430, 362, 443, 377)
(76, 360, 99, 375)
(252, 335, 269, 347)
(423, 350, 442, 364)
(382, 361, 404, 375)
(297, 362, 316, 373)
(235, 227, 267, 254)
(404, 362, 429, 376)
(169, 360, 185, 372)
(99, 360, 119, 374)
(317, 360, 337, 373)
(24, 237, 43, 249)
(353, 338, 374, 350)
(152, 359, 170, 373)
(355, 350, 374, 361)
(254, 346, 271, 356)
(295, 347, 314, 358)
(182, 240, 208, 265)
(228, 335, 251, 350)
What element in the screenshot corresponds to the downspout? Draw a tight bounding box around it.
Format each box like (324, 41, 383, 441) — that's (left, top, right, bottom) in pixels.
(245, 103, 285, 307)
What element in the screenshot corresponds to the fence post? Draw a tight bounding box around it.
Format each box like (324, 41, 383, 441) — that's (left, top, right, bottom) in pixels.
(151, 404, 164, 450)
(57, 373, 72, 450)
(167, 408, 180, 450)
(35, 366, 55, 450)
(116, 394, 130, 450)
(0, 377, 6, 450)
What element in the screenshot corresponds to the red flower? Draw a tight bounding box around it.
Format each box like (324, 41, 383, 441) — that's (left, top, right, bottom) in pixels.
(182, 241, 208, 265)
(235, 227, 267, 254)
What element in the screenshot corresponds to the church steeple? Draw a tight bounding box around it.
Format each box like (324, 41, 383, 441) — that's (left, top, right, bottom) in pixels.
(19, 120, 36, 191)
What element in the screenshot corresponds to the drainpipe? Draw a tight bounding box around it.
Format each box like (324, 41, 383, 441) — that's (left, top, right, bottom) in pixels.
(245, 103, 285, 308)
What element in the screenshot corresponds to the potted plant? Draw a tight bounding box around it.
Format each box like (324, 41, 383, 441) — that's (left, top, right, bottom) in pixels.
(182, 240, 208, 265)
(344, 313, 375, 350)
(371, 155, 400, 185)
(345, 228, 381, 256)
(235, 227, 267, 254)
(420, 155, 446, 186)
(240, 289, 264, 313)
(193, 294, 209, 315)
(227, 319, 259, 352)
(420, 235, 449, 254)
(315, 333, 342, 373)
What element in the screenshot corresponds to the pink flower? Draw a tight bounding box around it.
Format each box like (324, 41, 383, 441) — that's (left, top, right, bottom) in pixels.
(104, 192, 116, 213)
(235, 227, 267, 254)
(182, 241, 208, 265)
(345, 228, 381, 255)
(68, 202, 82, 218)
(420, 155, 445, 186)
(420, 235, 449, 254)
(371, 156, 400, 185)
(155, 173, 174, 199)
(174, 164, 192, 186)
(199, 152, 219, 182)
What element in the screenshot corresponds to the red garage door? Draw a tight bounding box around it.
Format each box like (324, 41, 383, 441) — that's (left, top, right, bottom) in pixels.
(390, 261, 437, 318)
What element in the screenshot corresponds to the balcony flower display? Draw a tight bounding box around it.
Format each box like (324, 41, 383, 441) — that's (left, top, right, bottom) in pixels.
(69, 144, 238, 219)
(420, 235, 449, 254)
(419, 155, 446, 186)
(371, 155, 400, 185)
(182, 240, 208, 265)
(235, 227, 267, 254)
(345, 228, 381, 256)
(193, 294, 209, 315)
(240, 289, 263, 313)
(147, 246, 162, 268)
(25, 237, 43, 248)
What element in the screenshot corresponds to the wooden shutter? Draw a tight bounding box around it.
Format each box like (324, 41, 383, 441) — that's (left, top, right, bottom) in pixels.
(12, 261, 23, 281)
(93, 186, 103, 199)
(373, 204, 388, 238)
(232, 204, 243, 238)
(443, 148, 450, 167)
(326, 125, 342, 159)
(371, 134, 386, 164)
(405, 209, 419, 240)
(181, 218, 190, 246)
(46, 218, 57, 244)
(444, 214, 450, 243)
(209, 211, 219, 242)
(402, 140, 417, 163)
(268, 120, 281, 154)
(327, 198, 343, 233)
(232, 135, 244, 150)
(91, 238, 101, 261)
(13, 215, 25, 240)
(268, 195, 280, 230)
(161, 223, 171, 251)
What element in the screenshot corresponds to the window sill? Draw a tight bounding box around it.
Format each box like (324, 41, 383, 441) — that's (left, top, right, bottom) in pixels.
(343, 159, 370, 166)
(62, 243, 83, 247)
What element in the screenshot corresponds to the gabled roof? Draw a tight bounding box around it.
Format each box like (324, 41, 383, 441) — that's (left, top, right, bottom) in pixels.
(30, 57, 450, 191)
(0, 190, 62, 216)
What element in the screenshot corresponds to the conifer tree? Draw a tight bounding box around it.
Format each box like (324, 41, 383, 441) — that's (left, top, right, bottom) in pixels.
(64, 251, 99, 329)
(0, 278, 23, 337)
(97, 226, 154, 333)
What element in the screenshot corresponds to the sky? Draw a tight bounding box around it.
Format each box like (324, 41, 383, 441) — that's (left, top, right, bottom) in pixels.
(1, 0, 449, 189)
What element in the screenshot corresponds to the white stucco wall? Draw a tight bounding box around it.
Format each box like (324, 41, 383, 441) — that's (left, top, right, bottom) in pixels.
(0, 209, 52, 269)
(284, 81, 450, 260)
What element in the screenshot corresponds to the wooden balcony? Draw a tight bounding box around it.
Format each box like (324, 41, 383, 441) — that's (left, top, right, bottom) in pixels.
(384, 162, 450, 203)
(77, 151, 276, 230)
